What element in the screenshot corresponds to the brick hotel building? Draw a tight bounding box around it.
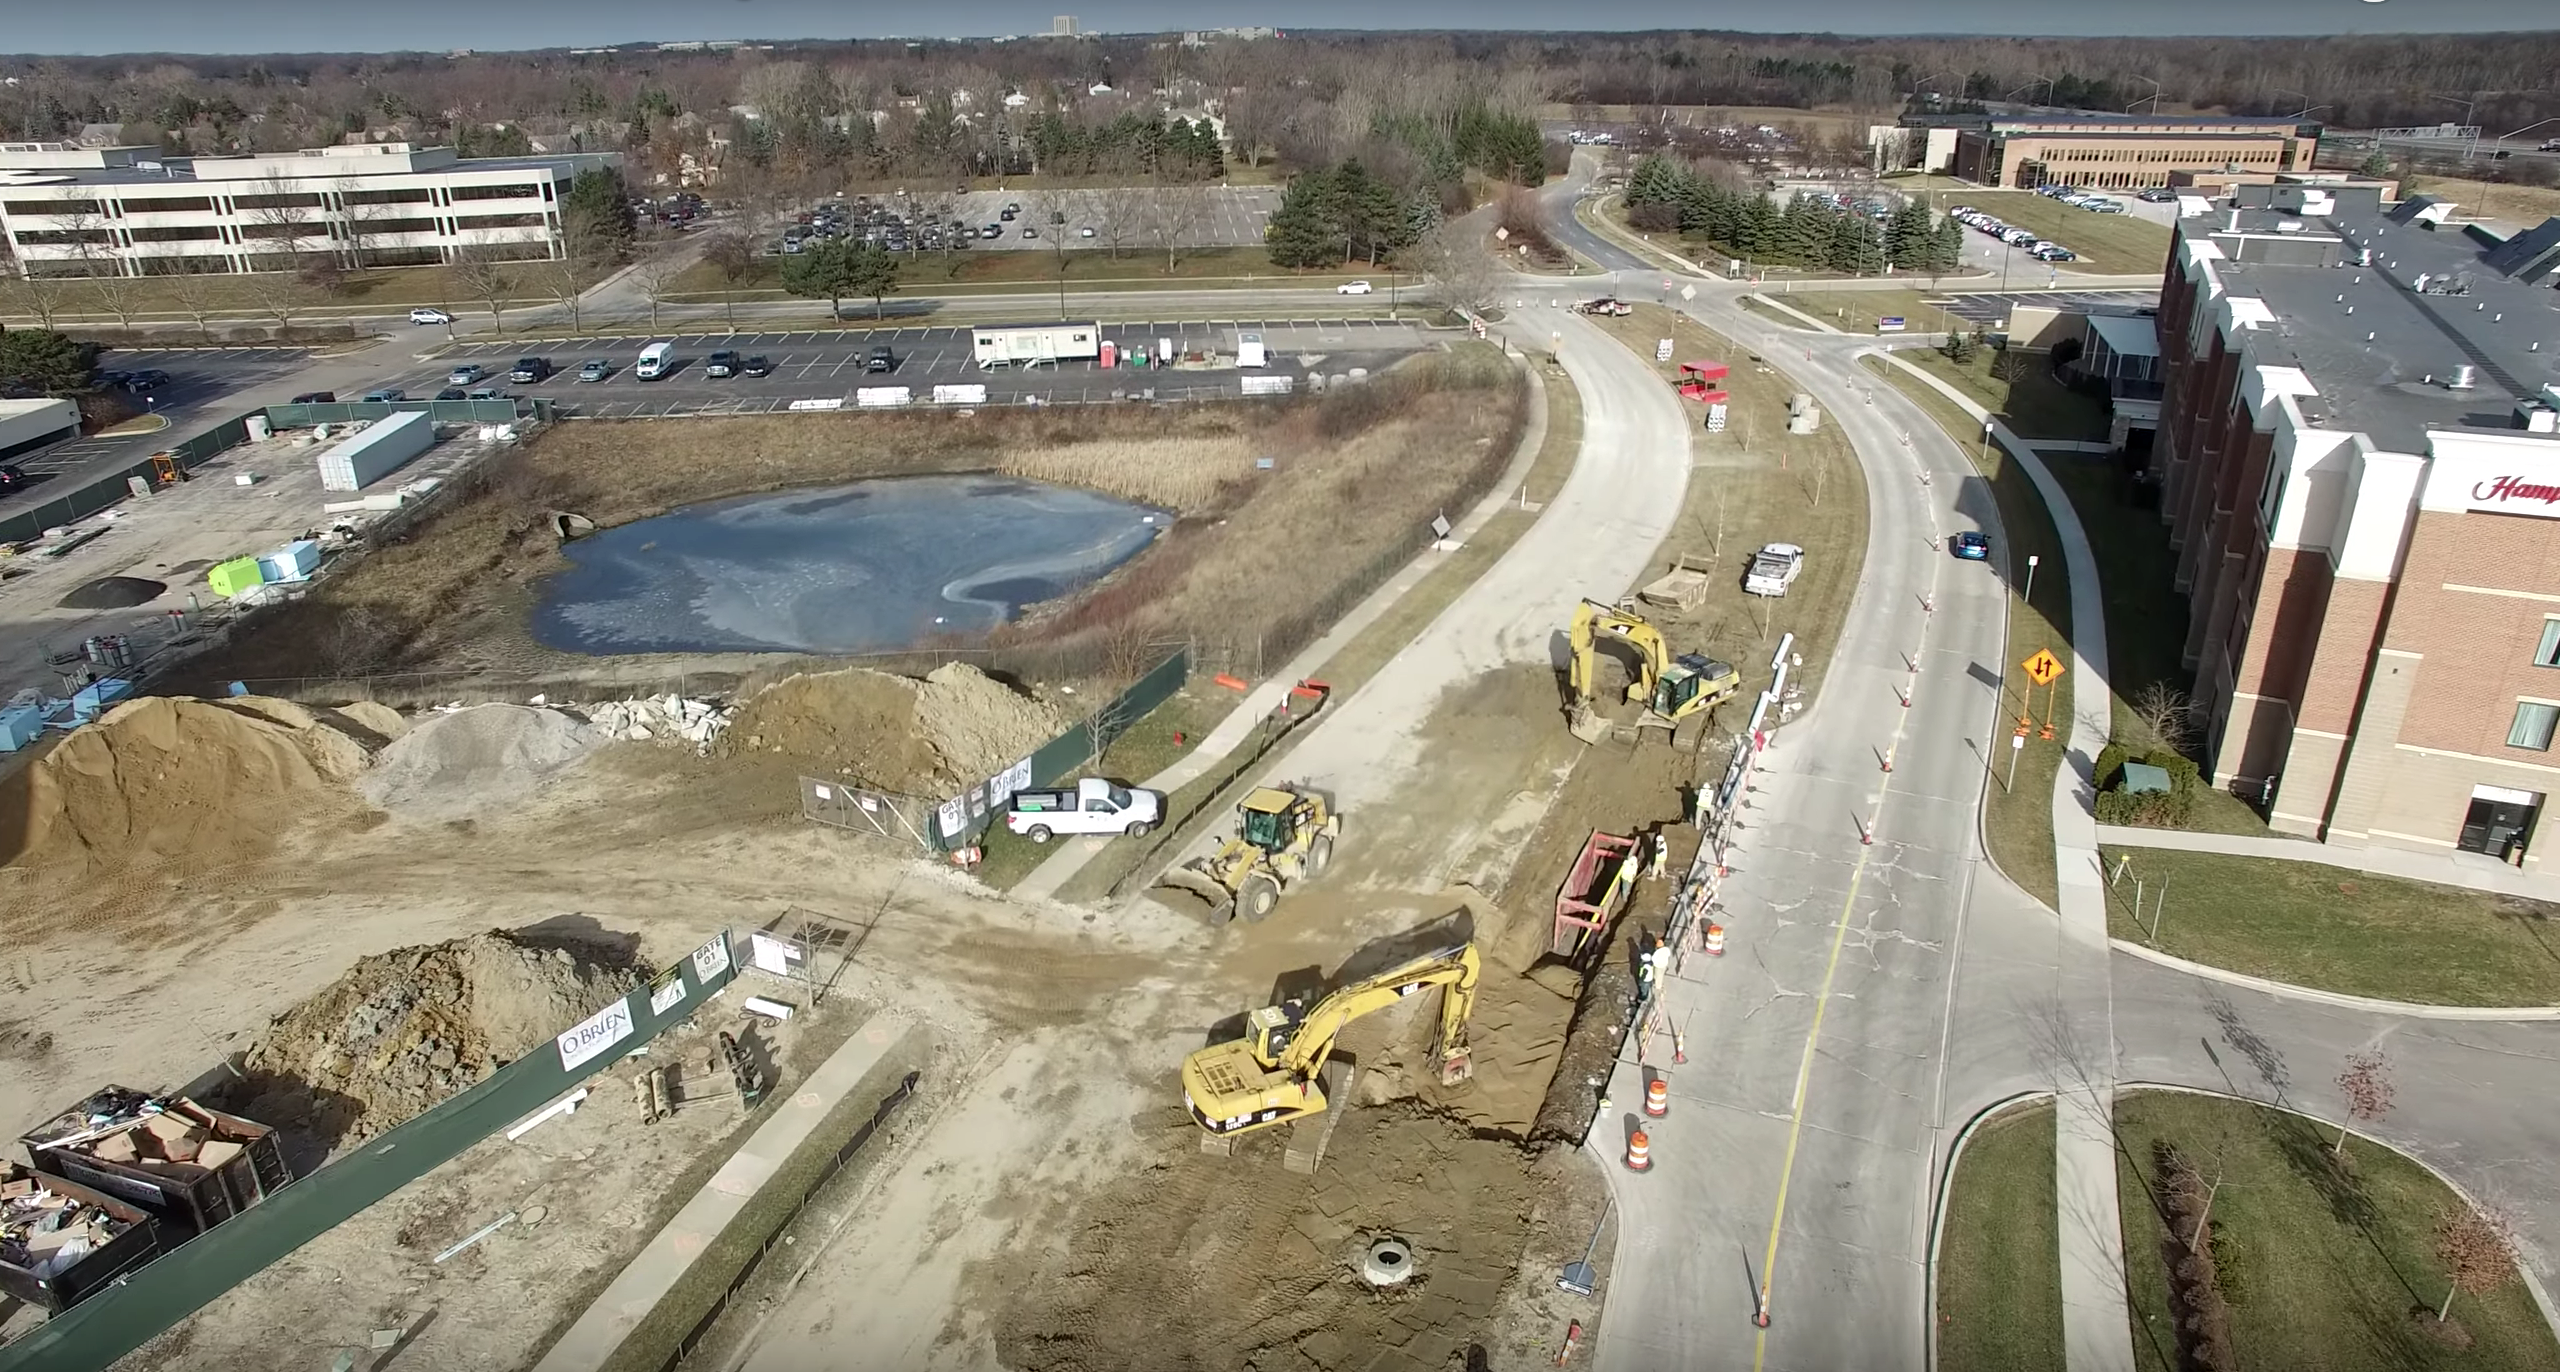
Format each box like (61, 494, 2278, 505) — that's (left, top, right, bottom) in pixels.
(2153, 181, 2560, 866)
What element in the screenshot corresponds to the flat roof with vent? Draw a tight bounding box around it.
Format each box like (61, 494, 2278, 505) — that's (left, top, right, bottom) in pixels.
(2190, 204, 2560, 455)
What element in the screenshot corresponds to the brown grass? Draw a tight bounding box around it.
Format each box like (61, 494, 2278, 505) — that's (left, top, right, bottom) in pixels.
(181, 349, 1525, 696)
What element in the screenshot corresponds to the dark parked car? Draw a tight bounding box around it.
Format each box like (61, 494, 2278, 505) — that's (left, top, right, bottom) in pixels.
(705, 349, 741, 378)
(1950, 531, 1992, 561)
(434, 387, 468, 401)
(865, 345, 896, 373)
(507, 357, 552, 383)
(741, 355, 773, 377)
(122, 369, 170, 392)
(290, 391, 336, 404)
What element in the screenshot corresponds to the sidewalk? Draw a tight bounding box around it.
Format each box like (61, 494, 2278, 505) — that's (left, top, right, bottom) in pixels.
(528, 1017, 921, 1372)
(1883, 351, 2138, 1372)
(1009, 343, 1554, 902)
(2095, 823, 2560, 903)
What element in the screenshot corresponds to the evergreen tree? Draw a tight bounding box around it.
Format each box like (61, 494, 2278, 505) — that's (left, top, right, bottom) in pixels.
(1265, 166, 1341, 267)
(1627, 155, 1685, 208)
(1884, 201, 1932, 269)
(1735, 194, 1779, 262)
(1927, 217, 1966, 276)
(562, 166, 635, 258)
(1333, 159, 1405, 264)
(779, 238, 863, 317)
(1776, 194, 1831, 267)
(1825, 211, 1871, 273)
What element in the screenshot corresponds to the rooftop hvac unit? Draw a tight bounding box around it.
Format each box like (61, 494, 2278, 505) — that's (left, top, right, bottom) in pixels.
(2516, 401, 2558, 434)
(2447, 364, 2477, 390)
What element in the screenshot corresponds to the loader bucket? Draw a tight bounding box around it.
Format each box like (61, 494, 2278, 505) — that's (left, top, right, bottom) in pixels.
(1156, 864, 1239, 919)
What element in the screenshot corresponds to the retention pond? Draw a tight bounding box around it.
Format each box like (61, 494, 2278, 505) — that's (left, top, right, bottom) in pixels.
(532, 474, 1168, 655)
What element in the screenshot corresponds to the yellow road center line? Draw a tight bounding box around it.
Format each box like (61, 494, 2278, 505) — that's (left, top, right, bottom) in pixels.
(1753, 698, 1915, 1370)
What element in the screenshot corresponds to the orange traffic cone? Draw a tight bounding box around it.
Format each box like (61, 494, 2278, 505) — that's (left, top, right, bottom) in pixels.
(1644, 1078, 1669, 1117)
(1624, 1130, 1653, 1172)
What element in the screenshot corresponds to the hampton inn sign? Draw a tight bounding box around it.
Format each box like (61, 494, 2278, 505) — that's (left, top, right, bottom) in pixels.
(2471, 475, 2560, 511)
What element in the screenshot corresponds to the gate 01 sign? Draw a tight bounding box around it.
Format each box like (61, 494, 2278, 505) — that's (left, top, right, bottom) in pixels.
(556, 996, 636, 1072)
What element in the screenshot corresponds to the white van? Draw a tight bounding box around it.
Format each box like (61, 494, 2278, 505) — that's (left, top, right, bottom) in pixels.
(635, 342, 673, 380)
(1235, 331, 1266, 369)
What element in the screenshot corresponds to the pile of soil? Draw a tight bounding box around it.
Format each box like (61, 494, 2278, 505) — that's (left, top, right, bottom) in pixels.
(359, 704, 599, 819)
(988, 1104, 1545, 1372)
(721, 663, 1066, 794)
(0, 695, 374, 876)
(227, 930, 641, 1143)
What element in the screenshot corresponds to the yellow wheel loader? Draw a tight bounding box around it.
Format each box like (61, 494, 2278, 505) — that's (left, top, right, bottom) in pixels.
(1156, 784, 1341, 923)
(1182, 942, 1478, 1139)
(1566, 598, 1742, 747)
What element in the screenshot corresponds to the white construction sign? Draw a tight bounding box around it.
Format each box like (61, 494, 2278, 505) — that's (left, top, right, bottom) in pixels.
(932, 384, 989, 405)
(555, 997, 635, 1072)
(855, 387, 913, 408)
(1240, 375, 1295, 396)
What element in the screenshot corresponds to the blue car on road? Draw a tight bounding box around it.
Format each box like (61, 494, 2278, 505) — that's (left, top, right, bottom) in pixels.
(1951, 531, 1992, 560)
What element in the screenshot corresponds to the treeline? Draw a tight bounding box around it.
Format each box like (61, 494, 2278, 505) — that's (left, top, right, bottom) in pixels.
(1022, 112, 1223, 178)
(1624, 154, 1963, 275)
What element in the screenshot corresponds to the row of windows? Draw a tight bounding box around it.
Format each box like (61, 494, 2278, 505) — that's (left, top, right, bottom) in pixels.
(450, 182, 544, 202)
(5, 182, 554, 219)
(2033, 147, 2283, 165)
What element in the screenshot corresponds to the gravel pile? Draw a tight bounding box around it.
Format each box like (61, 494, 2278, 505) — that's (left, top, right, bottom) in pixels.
(358, 704, 599, 819)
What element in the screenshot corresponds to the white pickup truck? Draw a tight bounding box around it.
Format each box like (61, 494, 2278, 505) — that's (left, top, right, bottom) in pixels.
(1744, 542, 1804, 597)
(1005, 778, 1165, 843)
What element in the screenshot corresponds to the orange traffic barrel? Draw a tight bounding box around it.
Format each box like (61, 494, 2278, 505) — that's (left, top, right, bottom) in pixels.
(1644, 1078, 1669, 1117)
(1624, 1129, 1653, 1172)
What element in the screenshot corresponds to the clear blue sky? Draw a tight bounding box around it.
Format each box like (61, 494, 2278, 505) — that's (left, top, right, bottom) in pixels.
(1, 0, 2547, 54)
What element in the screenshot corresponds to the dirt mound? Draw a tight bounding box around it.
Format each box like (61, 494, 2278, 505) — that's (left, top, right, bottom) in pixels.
(722, 663, 1066, 793)
(359, 704, 598, 819)
(334, 700, 409, 742)
(0, 694, 375, 876)
(986, 1104, 1545, 1372)
(227, 930, 641, 1143)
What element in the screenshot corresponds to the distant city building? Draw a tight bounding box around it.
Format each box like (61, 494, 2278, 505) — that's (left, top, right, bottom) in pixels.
(0, 141, 619, 277)
(2146, 181, 2560, 865)
(1180, 27, 1280, 45)
(1053, 15, 1079, 36)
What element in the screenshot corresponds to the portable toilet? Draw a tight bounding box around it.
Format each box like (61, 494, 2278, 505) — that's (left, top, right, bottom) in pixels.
(1099, 340, 1118, 369)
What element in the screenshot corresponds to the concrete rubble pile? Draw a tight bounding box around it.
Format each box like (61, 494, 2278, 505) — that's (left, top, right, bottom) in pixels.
(564, 694, 735, 751)
(0, 1175, 137, 1280)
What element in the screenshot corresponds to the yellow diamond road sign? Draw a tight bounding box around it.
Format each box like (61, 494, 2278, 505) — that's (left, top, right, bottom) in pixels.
(2022, 649, 2065, 687)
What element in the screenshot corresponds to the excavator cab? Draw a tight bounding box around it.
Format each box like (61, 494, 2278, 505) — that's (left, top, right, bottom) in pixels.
(1238, 790, 1304, 852)
(1245, 1000, 1308, 1062)
(1653, 653, 1738, 720)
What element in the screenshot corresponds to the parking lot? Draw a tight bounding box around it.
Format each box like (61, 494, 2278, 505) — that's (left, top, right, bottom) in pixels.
(389, 319, 1430, 414)
(1, 346, 312, 515)
(781, 185, 1279, 253)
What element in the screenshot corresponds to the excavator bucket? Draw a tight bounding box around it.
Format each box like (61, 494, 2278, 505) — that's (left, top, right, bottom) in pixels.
(1567, 701, 1611, 745)
(1439, 1039, 1475, 1087)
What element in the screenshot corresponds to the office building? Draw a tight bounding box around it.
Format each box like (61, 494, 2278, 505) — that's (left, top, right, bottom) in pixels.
(2151, 179, 2560, 867)
(0, 142, 619, 277)
(1926, 113, 2312, 189)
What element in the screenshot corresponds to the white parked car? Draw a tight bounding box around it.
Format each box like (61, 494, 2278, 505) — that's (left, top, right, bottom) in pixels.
(409, 307, 453, 325)
(1337, 280, 1374, 295)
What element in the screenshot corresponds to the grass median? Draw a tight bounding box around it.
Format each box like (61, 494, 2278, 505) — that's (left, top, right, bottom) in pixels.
(2116, 1088, 2560, 1372)
(1867, 353, 2072, 906)
(1936, 1100, 2065, 1372)
(2101, 845, 2560, 1006)
(1046, 353, 1586, 906)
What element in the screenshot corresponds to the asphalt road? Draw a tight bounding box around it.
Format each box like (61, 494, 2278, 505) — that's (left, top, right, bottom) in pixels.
(377, 319, 1431, 413)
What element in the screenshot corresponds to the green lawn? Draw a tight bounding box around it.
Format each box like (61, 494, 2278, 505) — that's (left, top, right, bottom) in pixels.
(1, 262, 526, 325)
(1871, 355, 2073, 907)
(1898, 347, 2111, 443)
(1949, 192, 2173, 276)
(1756, 287, 1967, 335)
(1938, 1101, 2066, 1372)
(669, 244, 1361, 300)
(965, 687, 1229, 894)
(2103, 846, 2560, 1006)
(2116, 1089, 2560, 1372)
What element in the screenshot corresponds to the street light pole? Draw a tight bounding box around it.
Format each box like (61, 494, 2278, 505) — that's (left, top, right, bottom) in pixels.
(2023, 552, 2040, 610)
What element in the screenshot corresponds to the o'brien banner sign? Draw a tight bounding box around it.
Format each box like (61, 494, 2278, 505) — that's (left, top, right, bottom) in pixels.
(2470, 475, 2560, 516)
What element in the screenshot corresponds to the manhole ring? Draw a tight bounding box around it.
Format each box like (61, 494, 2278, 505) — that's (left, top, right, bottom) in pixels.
(1360, 1237, 1415, 1287)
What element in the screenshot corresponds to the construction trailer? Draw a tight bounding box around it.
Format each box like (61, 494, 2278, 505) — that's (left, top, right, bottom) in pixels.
(972, 322, 1101, 369)
(0, 397, 79, 463)
(317, 409, 433, 492)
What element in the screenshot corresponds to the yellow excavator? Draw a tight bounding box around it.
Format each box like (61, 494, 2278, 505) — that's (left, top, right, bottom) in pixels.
(1156, 784, 1340, 923)
(1567, 598, 1742, 745)
(1182, 942, 1479, 1139)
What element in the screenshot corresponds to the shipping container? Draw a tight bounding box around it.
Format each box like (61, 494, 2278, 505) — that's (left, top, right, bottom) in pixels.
(317, 409, 433, 493)
(22, 1087, 291, 1239)
(0, 705, 42, 752)
(256, 539, 322, 584)
(0, 1163, 162, 1313)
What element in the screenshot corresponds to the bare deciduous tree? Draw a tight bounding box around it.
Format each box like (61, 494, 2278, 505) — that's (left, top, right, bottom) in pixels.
(2133, 681, 2196, 752)
(85, 266, 149, 330)
(1081, 169, 1151, 260)
(1137, 176, 1210, 273)
(161, 266, 229, 343)
(239, 177, 323, 272)
(243, 268, 316, 335)
(2435, 1203, 2521, 1325)
(2333, 1050, 2395, 1157)
(332, 178, 386, 270)
(450, 239, 520, 333)
(1406, 217, 1499, 316)
(627, 248, 692, 332)
(0, 272, 68, 330)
